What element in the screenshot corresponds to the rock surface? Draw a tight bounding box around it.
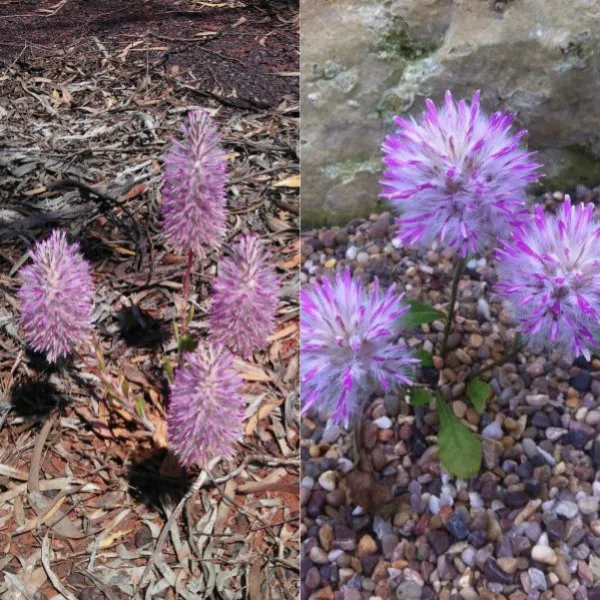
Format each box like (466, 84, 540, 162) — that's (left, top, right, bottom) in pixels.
(302, 0, 600, 226)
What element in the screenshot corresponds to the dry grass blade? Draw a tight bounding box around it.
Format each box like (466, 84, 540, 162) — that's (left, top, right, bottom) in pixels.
(41, 534, 79, 600)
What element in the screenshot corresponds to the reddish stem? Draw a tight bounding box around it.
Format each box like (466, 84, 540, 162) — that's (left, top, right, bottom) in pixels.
(181, 248, 194, 336)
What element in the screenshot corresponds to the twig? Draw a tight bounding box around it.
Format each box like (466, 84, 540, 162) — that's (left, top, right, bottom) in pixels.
(135, 465, 214, 595)
(147, 30, 223, 45)
(272, 196, 299, 215)
(28, 412, 57, 494)
(41, 534, 79, 600)
(48, 177, 147, 272)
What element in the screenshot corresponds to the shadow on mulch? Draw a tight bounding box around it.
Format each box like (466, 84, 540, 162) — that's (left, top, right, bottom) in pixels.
(77, 234, 118, 263)
(127, 448, 191, 512)
(10, 379, 66, 419)
(116, 304, 171, 350)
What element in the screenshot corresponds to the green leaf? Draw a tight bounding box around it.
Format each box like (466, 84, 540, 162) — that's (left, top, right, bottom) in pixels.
(436, 393, 482, 478)
(467, 379, 492, 414)
(416, 349, 433, 368)
(162, 356, 174, 384)
(135, 397, 146, 418)
(410, 388, 432, 406)
(178, 333, 198, 354)
(404, 300, 447, 327)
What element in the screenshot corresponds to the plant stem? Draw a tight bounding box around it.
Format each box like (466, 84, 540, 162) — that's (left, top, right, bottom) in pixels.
(467, 341, 525, 382)
(441, 257, 467, 358)
(352, 419, 362, 468)
(81, 346, 155, 433)
(180, 248, 194, 336)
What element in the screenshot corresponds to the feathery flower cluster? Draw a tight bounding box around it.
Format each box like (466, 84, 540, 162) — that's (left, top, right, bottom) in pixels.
(208, 235, 279, 357)
(18, 230, 95, 362)
(496, 196, 600, 360)
(162, 110, 228, 258)
(301, 268, 416, 427)
(381, 90, 540, 256)
(167, 343, 245, 467)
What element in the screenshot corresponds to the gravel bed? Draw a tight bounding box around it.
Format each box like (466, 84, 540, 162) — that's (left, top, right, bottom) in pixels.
(301, 188, 600, 600)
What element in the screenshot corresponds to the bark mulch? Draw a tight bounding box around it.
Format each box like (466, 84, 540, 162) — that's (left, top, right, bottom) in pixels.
(0, 2, 299, 598)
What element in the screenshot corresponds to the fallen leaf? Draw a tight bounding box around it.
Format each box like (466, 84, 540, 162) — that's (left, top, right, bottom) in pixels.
(267, 323, 297, 342)
(273, 174, 300, 188)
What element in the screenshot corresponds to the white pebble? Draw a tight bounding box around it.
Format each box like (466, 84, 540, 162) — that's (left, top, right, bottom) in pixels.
(531, 544, 557, 565)
(546, 427, 567, 441)
(469, 492, 485, 509)
(345, 246, 358, 260)
(537, 447, 556, 466)
(373, 416, 392, 429)
(428, 495, 442, 515)
(338, 458, 354, 473)
(578, 496, 599, 515)
(318, 470, 337, 492)
(542, 500, 556, 512)
(526, 394, 550, 406)
(440, 491, 454, 507)
(555, 500, 579, 519)
(357, 252, 369, 265)
(477, 297, 491, 320)
(482, 420, 503, 440)
(301, 477, 314, 489)
(328, 549, 344, 562)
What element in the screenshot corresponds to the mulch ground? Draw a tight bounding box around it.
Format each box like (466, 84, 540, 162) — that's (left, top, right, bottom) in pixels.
(0, 1, 299, 598)
(0, 0, 298, 108)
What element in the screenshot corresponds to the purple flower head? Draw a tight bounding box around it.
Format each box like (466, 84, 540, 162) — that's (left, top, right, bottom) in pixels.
(381, 90, 540, 256)
(496, 195, 600, 360)
(162, 110, 228, 258)
(208, 234, 280, 358)
(301, 267, 417, 427)
(167, 343, 245, 468)
(18, 230, 95, 362)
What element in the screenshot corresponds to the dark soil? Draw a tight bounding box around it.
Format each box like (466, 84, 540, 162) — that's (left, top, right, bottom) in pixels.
(0, 0, 298, 107)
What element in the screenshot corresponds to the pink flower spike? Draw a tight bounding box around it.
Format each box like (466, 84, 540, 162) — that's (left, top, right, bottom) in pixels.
(496, 195, 600, 360)
(161, 110, 228, 258)
(18, 230, 95, 362)
(301, 267, 417, 427)
(208, 234, 280, 358)
(167, 343, 244, 468)
(381, 90, 540, 256)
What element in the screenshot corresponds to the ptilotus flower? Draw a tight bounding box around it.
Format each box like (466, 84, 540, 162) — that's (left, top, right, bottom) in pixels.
(208, 234, 280, 358)
(381, 90, 540, 256)
(301, 267, 417, 427)
(168, 343, 245, 467)
(162, 110, 228, 258)
(496, 196, 600, 360)
(18, 230, 95, 362)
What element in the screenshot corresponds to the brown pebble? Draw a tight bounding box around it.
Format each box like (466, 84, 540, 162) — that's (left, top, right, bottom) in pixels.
(371, 447, 387, 471)
(357, 534, 378, 558)
(497, 556, 518, 574)
(371, 560, 390, 582)
(313, 586, 334, 600)
(378, 429, 394, 442)
(553, 553, 571, 584)
(319, 524, 334, 552)
(553, 584, 573, 600)
(470, 333, 484, 348)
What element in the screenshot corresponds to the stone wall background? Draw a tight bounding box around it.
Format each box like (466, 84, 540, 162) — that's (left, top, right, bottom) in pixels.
(301, 0, 600, 228)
